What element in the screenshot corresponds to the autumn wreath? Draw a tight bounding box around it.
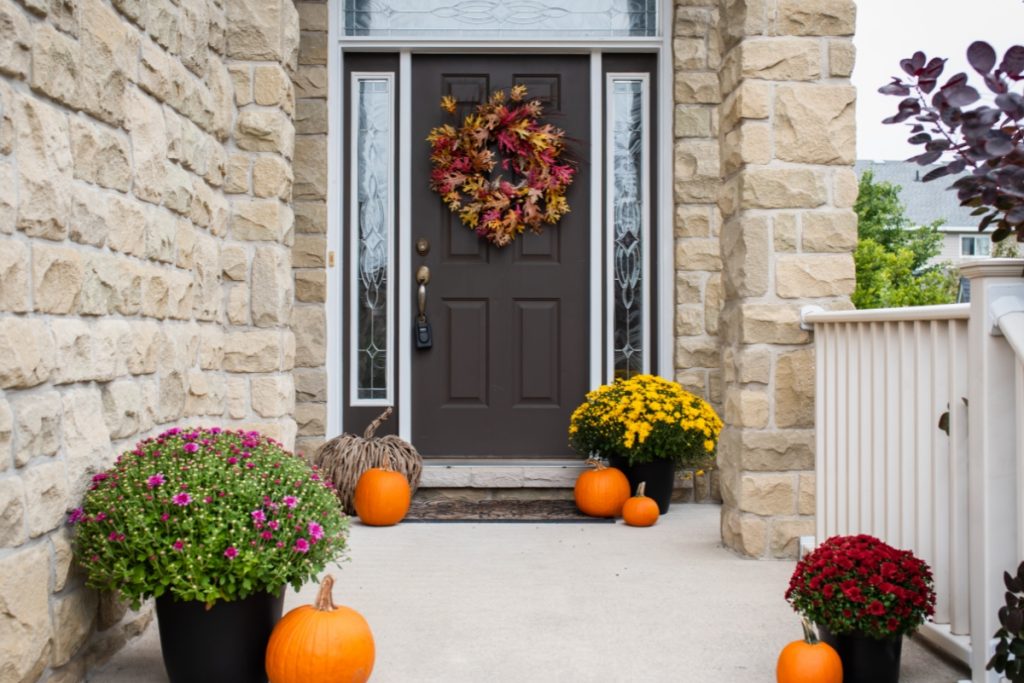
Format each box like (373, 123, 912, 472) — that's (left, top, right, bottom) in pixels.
(427, 84, 576, 247)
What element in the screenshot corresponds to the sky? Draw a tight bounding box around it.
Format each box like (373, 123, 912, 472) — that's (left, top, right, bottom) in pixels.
(853, 0, 1024, 161)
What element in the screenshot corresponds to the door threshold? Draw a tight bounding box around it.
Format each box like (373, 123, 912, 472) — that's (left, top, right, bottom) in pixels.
(421, 459, 589, 488)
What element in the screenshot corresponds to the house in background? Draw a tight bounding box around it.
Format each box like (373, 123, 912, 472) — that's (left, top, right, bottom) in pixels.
(855, 159, 994, 264)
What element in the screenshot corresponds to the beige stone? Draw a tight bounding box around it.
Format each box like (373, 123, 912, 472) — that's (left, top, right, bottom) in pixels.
(721, 81, 771, 133)
(33, 243, 83, 314)
(79, 0, 138, 126)
(293, 306, 325, 368)
(12, 390, 61, 465)
(235, 110, 295, 157)
(81, 253, 143, 317)
(770, 518, 816, 558)
(16, 95, 72, 239)
(226, 377, 248, 419)
(157, 370, 186, 423)
(23, 461, 69, 536)
(802, 210, 857, 253)
(251, 375, 295, 418)
(292, 235, 325, 268)
(732, 428, 815, 471)
(292, 65, 327, 99)
(674, 205, 711, 238)
(775, 348, 815, 428)
(705, 275, 723, 336)
(675, 271, 703, 305)
(675, 238, 721, 272)
(225, 154, 250, 194)
(0, 399, 10, 467)
(297, 2, 327, 31)
(294, 368, 326, 402)
(295, 402, 325, 436)
(221, 244, 249, 281)
(775, 84, 855, 165)
(293, 135, 326, 200)
(228, 63, 253, 106)
(776, 254, 855, 298)
(741, 168, 828, 209)
(0, 543, 52, 683)
(0, 238, 28, 311)
(69, 186, 109, 248)
(740, 473, 796, 516)
(0, 317, 55, 388)
(31, 23, 80, 109)
(299, 30, 325, 66)
(125, 88, 168, 205)
(185, 369, 225, 417)
(675, 306, 704, 336)
(674, 138, 719, 183)
(833, 167, 859, 208)
(741, 37, 820, 81)
(227, 284, 249, 325)
(251, 246, 292, 327)
(721, 216, 769, 298)
(740, 304, 811, 345)
(0, 163, 15, 234)
(292, 201, 325, 235)
(226, 0, 292, 61)
(68, 119, 129, 193)
(720, 506, 767, 558)
(199, 326, 225, 370)
(254, 64, 293, 110)
(224, 330, 285, 372)
(798, 473, 816, 516)
(102, 381, 143, 440)
(777, 0, 855, 36)
(232, 199, 291, 242)
(143, 0, 181, 54)
(673, 71, 720, 104)
(144, 209, 177, 264)
(106, 194, 148, 257)
(52, 588, 98, 667)
(191, 231, 222, 322)
(126, 321, 160, 375)
(49, 527, 74, 592)
(0, 477, 24, 547)
(295, 269, 325, 303)
(829, 40, 855, 77)
(724, 387, 769, 428)
(0, 0, 30, 79)
(296, 98, 326, 135)
(773, 213, 798, 253)
(62, 387, 112, 498)
(737, 347, 772, 384)
(674, 105, 712, 139)
(253, 155, 293, 199)
(675, 337, 720, 369)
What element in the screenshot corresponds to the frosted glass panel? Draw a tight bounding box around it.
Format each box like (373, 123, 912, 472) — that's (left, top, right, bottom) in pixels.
(354, 78, 392, 401)
(610, 79, 645, 379)
(343, 0, 658, 38)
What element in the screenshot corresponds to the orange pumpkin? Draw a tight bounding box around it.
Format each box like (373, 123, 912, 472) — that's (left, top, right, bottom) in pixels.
(776, 619, 843, 683)
(354, 461, 411, 526)
(574, 459, 630, 517)
(266, 575, 375, 683)
(622, 482, 660, 527)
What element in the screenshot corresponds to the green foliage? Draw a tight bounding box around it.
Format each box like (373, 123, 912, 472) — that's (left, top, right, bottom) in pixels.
(71, 427, 349, 609)
(853, 172, 957, 309)
(988, 561, 1024, 681)
(993, 238, 1021, 258)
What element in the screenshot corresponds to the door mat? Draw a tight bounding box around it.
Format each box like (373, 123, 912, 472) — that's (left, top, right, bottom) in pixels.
(404, 499, 614, 523)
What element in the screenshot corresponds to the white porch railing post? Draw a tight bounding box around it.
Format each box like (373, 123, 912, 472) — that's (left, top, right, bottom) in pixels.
(962, 259, 1024, 683)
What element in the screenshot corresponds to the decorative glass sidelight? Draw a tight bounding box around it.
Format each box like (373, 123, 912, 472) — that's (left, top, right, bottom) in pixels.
(608, 76, 649, 379)
(342, 0, 658, 38)
(351, 76, 394, 403)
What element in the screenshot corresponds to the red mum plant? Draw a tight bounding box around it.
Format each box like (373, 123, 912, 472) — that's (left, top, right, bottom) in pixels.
(70, 427, 349, 609)
(786, 535, 936, 639)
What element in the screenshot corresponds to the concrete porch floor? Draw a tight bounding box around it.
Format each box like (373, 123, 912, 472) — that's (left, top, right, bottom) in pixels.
(89, 505, 969, 682)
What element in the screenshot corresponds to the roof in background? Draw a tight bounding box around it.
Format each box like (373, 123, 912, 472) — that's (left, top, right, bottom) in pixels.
(855, 160, 982, 232)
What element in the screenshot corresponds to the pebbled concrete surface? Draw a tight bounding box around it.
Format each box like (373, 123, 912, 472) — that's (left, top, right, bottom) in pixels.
(90, 505, 969, 682)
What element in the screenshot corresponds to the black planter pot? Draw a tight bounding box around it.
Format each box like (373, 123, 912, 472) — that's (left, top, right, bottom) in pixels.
(155, 589, 285, 683)
(607, 455, 676, 514)
(818, 626, 903, 683)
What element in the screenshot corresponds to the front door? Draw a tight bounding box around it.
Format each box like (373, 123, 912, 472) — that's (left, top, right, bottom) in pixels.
(410, 55, 591, 457)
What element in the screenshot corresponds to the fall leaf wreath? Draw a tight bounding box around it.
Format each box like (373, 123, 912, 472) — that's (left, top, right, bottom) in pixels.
(427, 84, 577, 247)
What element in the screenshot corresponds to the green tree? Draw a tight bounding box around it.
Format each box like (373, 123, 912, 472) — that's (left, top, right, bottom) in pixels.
(852, 171, 956, 309)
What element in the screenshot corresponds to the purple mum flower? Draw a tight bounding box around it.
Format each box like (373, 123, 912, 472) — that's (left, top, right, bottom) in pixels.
(67, 508, 85, 525)
(172, 540, 184, 552)
(283, 496, 298, 509)
(293, 538, 309, 554)
(172, 493, 192, 506)
(92, 473, 109, 483)
(224, 546, 238, 560)
(147, 473, 166, 489)
(183, 442, 199, 454)
(251, 509, 266, 523)
(308, 522, 324, 541)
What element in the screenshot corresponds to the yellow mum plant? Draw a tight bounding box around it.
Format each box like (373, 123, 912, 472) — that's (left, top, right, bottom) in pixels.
(568, 374, 723, 467)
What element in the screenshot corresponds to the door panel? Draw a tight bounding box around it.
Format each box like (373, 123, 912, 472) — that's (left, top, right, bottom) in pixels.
(411, 54, 590, 457)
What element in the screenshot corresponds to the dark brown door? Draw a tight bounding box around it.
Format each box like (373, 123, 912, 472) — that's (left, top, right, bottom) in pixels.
(410, 55, 590, 457)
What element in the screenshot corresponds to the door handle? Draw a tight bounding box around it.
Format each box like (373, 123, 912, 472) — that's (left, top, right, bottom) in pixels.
(416, 266, 430, 319)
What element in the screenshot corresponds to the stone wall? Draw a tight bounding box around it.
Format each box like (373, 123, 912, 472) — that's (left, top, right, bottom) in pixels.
(0, 0, 300, 680)
(707, 0, 858, 558)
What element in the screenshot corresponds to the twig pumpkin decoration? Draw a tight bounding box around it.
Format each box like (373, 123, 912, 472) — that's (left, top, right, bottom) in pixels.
(266, 574, 375, 683)
(312, 408, 422, 515)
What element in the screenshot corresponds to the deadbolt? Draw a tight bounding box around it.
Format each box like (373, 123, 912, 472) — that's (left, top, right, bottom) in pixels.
(416, 238, 430, 256)
(416, 265, 431, 285)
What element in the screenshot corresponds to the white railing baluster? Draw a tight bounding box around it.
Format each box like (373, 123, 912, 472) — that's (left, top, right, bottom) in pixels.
(950, 318, 970, 637)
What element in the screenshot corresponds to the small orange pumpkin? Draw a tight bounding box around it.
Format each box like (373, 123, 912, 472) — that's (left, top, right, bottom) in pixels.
(776, 618, 843, 683)
(622, 482, 660, 527)
(266, 575, 375, 683)
(574, 459, 630, 518)
(354, 456, 411, 526)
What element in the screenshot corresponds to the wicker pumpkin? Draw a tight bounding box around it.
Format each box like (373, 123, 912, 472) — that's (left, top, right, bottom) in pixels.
(574, 459, 630, 518)
(776, 619, 842, 683)
(266, 575, 375, 683)
(312, 408, 422, 515)
(354, 459, 411, 526)
(622, 482, 660, 527)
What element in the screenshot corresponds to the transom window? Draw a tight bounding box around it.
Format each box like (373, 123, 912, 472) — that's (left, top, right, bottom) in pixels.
(960, 234, 991, 258)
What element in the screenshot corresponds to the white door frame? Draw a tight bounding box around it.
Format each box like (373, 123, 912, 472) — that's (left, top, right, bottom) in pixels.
(325, 0, 675, 440)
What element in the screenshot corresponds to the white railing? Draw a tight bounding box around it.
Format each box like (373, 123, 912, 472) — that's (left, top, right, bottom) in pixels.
(804, 259, 1024, 683)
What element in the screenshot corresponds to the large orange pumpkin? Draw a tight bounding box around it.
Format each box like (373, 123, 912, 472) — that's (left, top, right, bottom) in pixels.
(622, 482, 660, 527)
(354, 458, 411, 526)
(266, 575, 375, 683)
(776, 619, 843, 683)
(574, 459, 630, 517)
